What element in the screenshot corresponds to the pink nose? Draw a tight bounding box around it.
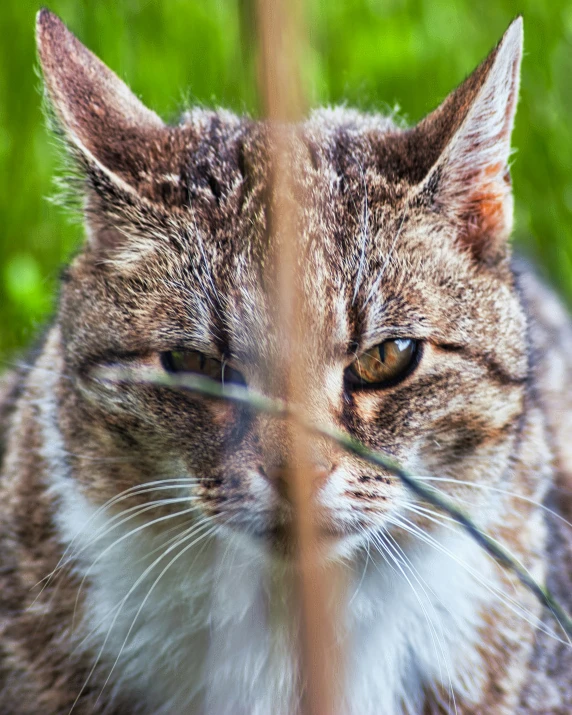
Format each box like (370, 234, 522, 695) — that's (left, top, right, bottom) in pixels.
(265, 463, 332, 500)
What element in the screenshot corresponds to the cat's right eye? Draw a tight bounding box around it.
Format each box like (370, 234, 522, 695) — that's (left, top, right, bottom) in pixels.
(161, 350, 246, 386)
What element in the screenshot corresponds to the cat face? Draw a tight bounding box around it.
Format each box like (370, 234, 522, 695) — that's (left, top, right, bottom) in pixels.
(38, 11, 527, 557)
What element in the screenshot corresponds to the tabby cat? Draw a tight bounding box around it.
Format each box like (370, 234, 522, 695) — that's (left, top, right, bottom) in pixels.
(0, 9, 571, 714)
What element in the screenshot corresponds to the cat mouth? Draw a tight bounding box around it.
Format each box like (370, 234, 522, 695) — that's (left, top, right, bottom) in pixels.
(249, 520, 364, 552)
(216, 504, 369, 554)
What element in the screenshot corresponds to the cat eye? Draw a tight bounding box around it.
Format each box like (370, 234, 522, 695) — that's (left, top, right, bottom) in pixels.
(161, 350, 246, 386)
(346, 339, 419, 388)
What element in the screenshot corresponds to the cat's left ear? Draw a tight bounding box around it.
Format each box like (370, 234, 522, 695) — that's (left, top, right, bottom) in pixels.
(413, 18, 523, 265)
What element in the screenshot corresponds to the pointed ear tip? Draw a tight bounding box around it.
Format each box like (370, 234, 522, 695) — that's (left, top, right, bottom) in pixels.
(36, 8, 57, 40)
(36, 8, 62, 56)
(36, 7, 51, 28)
(36, 9, 74, 63)
(503, 16, 524, 48)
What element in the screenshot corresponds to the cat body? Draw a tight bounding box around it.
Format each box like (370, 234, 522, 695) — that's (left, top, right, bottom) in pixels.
(0, 11, 571, 714)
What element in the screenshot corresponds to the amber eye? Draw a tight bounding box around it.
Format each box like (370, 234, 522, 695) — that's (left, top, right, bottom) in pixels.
(161, 350, 246, 386)
(346, 339, 419, 388)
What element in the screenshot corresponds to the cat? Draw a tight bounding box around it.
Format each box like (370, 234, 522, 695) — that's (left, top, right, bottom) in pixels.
(0, 8, 571, 714)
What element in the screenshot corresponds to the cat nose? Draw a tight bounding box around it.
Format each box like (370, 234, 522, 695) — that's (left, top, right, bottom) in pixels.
(264, 463, 332, 500)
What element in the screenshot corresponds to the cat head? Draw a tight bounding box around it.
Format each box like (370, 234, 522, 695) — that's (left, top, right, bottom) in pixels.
(37, 9, 527, 557)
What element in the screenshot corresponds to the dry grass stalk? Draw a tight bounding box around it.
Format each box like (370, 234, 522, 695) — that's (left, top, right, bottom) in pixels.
(256, 0, 342, 712)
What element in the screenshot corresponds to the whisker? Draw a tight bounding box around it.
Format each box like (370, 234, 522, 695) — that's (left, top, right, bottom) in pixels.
(385, 529, 460, 714)
(412, 475, 572, 531)
(371, 530, 457, 713)
(70, 519, 216, 713)
(69, 505, 202, 634)
(40, 497, 199, 628)
(348, 533, 371, 607)
(401, 501, 522, 603)
(34, 479, 199, 595)
(35, 496, 195, 621)
(68, 514, 213, 661)
(387, 513, 571, 648)
(95, 521, 220, 707)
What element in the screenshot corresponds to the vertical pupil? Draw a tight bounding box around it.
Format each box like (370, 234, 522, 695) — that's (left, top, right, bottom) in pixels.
(349, 338, 416, 385)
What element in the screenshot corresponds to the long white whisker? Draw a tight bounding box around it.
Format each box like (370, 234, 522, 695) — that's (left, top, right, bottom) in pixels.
(412, 475, 572, 531)
(69, 518, 215, 714)
(348, 533, 371, 607)
(95, 522, 219, 706)
(68, 496, 195, 565)
(372, 530, 457, 714)
(388, 514, 571, 648)
(383, 529, 457, 708)
(36, 494, 198, 616)
(404, 500, 528, 588)
(70, 505, 202, 634)
(68, 515, 212, 659)
(34, 478, 199, 595)
(401, 500, 545, 619)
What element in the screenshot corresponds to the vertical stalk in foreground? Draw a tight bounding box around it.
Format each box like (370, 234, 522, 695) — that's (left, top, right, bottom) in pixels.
(256, 1, 341, 713)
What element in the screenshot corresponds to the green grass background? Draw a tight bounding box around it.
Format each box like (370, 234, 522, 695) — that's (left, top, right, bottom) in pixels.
(1, 0, 572, 362)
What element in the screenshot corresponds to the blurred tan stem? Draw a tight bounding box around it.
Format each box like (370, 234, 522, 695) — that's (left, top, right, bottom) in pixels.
(256, 0, 342, 713)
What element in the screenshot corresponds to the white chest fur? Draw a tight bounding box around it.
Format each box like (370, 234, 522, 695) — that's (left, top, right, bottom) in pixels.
(49, 478, 491, 715)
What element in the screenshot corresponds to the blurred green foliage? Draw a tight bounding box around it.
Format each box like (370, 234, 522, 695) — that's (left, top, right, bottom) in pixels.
(1, 0, 572, 362)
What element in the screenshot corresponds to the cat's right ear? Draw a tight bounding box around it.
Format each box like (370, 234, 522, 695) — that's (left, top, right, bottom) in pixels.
(36, 9, 165, 201)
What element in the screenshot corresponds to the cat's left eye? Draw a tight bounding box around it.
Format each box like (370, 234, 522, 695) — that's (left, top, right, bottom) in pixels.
(161, 350, 246, 386)
(346, 338, 419, 388)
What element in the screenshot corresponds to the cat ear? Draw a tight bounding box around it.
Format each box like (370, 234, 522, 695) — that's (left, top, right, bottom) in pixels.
(36, 9, 165, 197)
(413, 18, 523, 265)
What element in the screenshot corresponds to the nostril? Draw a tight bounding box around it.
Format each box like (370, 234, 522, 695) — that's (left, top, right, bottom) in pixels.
(311, 464, 331, 490)
(260, 465, 291, 500)
(272, 466, 292, 494)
